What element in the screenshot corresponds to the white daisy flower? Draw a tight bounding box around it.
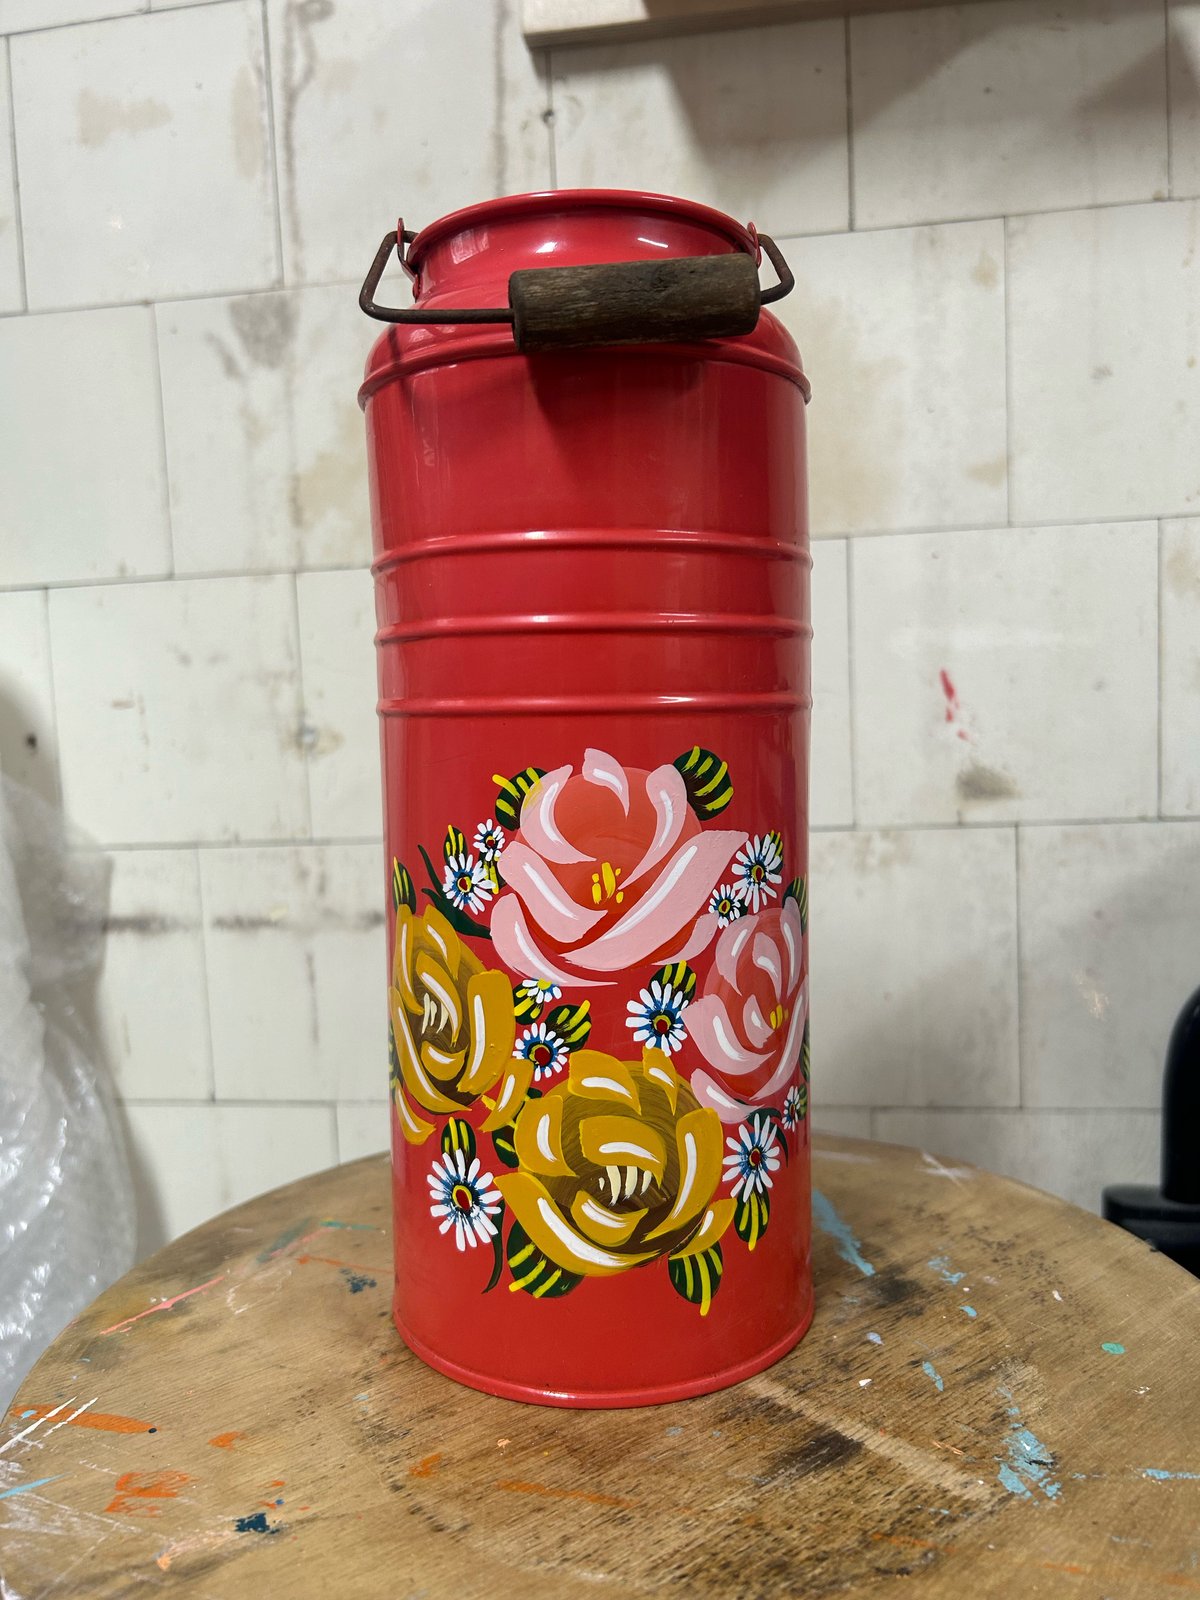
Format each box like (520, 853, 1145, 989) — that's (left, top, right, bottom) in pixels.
(708, 882, 745, 928)
(427, 1147, 502, 1251)
(624, 977, 689, 1056)
(782, 1084, 805, 1129)
(722, 1113, 782, 1200)
(442, 851, 495, 913)
(473, 819, 506, 863)
(514, 1019, 570, 1083)
(733, 832, 784, 913)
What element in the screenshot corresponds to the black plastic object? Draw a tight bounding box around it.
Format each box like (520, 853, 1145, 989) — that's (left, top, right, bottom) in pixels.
(1102, 984, 1200, 1276)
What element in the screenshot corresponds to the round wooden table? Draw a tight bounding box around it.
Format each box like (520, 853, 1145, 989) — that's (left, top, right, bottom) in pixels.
(3, 1136, 1198, 1598)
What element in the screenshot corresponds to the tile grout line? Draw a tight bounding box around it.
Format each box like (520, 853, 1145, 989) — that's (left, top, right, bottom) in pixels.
(1002, 215, 1013, 527)
(258, 0, 286, 289)
(192, 846, 219, 1102)
(290, 570, 316, 840)
(843, 538, 859, 829)
(4, 35, 28, 312)
(843, 15, 855, 232)
(147, 303, 177, 578)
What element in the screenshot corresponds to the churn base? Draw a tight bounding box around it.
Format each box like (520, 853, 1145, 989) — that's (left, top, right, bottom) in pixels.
(392, 1299, 815, 1410)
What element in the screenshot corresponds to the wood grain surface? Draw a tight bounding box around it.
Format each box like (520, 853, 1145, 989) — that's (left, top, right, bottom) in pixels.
(3, 1135, 1198, 1598)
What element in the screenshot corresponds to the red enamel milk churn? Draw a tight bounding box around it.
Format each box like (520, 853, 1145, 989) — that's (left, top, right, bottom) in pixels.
(358, 189, 812, 1407)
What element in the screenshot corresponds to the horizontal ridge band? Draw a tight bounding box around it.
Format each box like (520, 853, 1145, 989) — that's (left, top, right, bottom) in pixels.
(378, 691, 810, 716)
(371, 528, 809, 572)
(375, 612, 810, 644)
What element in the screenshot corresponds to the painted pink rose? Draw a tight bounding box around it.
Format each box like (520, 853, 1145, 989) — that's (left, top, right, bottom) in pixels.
(492, 749, 745, 987)
(686, 899, 808, 1123)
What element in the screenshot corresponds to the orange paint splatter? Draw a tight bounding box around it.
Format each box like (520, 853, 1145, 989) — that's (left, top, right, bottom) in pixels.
(409, 1453, 442, 1478)
(208, 1431, 244, 1449)
(16, 1405, 156, 1436)
(269, 1479, 285, 1487)
(105, 1470, 190, 1515)
(496, 1478, 637, 1509)
(97, 1273, 227, 1336)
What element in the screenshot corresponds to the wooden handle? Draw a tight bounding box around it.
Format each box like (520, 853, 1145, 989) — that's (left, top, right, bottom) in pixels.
(508, 254, 762, 352)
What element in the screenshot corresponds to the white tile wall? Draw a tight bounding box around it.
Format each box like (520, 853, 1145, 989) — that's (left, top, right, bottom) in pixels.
(11, 3, 278, 309)
(157, 284, 372, 575)
(0, 0, 1188, 1254)
(851, 523, 1159, 826)
(851, 0, 1168, 230)
(296, 569, 380, 839)
(0, 307, 171, 587)
(552, 20, 849, 237)
(199, 843, 383, 1102)
(1019, 822, 1200, 1107)
(50, 578, 308, 845)
(1162, 519, 1200, 815)
(0, 44, 21, 313)
(809, 827, 1019, 1108)
(0, 590, 56, 801)
(95, 849, 211, 1101)
(1008, 200, 1200, 524)
(776, 220, 1007, 537)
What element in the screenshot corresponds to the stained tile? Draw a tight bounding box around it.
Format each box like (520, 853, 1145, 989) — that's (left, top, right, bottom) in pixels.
(157, 285, 372, 575)
(95, 849, 211, 1100)
(0, 47, 21, 314)
(0, 0, 144, 29)
(0, 307, 170, 587)
(1019, 821, 1200, 1108)
(11, 3, 276, 309)
(200, 843, 386, 1103)
(296, 569, 380, 839)
(808, 828, 1019, 1107)
(0, 590, 56, 802)
(812, 1108, 873, 1138)
(337, 1101, 388, 1163)
(50, 577, 308, 845)
(872, 1107, 1160, 1214)
(809, 539, 853, 829)
(776, 220, 1006, 536)
(552, 20, 848, 237)
(852, 0, 1168, 229)
(123, 1102, 338, 1254)
(851, 523, 1159, 826)
(267, 0, 547, 286)
(1162, 519, 1200, 815)
(1009, 200, 1200, 523)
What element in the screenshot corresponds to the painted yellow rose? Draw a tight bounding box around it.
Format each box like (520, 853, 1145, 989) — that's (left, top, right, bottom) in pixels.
(497, 1046, 734, 1287)
(390, 904, 524, 1144)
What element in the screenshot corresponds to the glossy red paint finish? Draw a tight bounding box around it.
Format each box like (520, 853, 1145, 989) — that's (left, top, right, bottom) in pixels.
(360, 190, 812, 1407)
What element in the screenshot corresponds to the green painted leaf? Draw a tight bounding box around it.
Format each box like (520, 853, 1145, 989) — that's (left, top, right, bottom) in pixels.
(801, 1020, 811, 1084)
(543, 1000, 591, 1050)
(443, 824, 466, 864)
(673, 747, 733, 817)
(784, 874, 808, 934)
(650, 960, 697, 1004)
(506, 1220, 582, 1298)
(734, 1188, 770, 1252)
(667, 1242, 724, 1316)
(441, 1117, 476, 1164)
(491, 1122, 519, 1169)
(493, 767, 545, 831)
(483, 1201, 506, 1294)
(391, 859, 415, 913)
(416, 845, 491, 938)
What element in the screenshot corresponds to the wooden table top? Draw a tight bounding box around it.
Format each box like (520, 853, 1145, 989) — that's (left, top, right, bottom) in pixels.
(3, 1135, 1198, 1598)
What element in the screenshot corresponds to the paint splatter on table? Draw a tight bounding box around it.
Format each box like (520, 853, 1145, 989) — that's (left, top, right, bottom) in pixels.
(3, 1135, 1198, 1597)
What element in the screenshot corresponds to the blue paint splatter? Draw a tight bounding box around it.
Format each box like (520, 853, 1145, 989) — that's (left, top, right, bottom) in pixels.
(320, 1220, 376, 1231)
(665, 1426, 682, 1436)
(1101, 1342, 1125, 1355)
(922, 1361, 945, 1393)
(340, 1269, 378, 1294)
(812, 1191, 875, 1277)
(866, 1331, 883, 1345)
(234, 1511, 281, 1535)
(0, 1476, 64, 1501)
(995, 1386, 1060, 1500)
(257, 1217, 314, 1262)
(1142, 1468, 1200, 1482)
(961, 1305, 977, 1319)
(928, 1255, 965, 1286)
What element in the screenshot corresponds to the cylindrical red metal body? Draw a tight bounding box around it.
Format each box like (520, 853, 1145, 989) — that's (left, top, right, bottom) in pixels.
(360, 190, 812, 1408)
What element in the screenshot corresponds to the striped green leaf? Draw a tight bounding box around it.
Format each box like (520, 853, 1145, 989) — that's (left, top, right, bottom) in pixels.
(673, 747, 733, 818)
(734, 1188, 770, 1252)
(667, 1242, 724, 1316)
(506, 1220, 582, 1298)
(441, 1116, 476, 1164)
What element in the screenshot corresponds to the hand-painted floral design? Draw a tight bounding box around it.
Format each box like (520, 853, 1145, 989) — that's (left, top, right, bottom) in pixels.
(442, 850, 495, 914)
(687, 898, 808, 1123)
(495, 1047, 734, 1282)
(389, 904, 525, 1144)
(473, 819, 506, 863)
(723, 1113, 782, 1200)
(782, 1083, 806, 1130)
(708, 882, 745, 927)
(515, 1019, 570, 1084)
(733, 831, 783, 912)
(428, 1146, 503, 1251)
(491, 749, 745, 986)
(625, 975, 689, 1056)
(514, 977, 562, 1022)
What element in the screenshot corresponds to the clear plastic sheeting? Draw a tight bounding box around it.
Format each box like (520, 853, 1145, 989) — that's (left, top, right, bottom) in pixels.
(0, 778, 134, 1411)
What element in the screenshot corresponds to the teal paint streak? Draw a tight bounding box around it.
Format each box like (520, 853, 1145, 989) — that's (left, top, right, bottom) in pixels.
(866, 1331, 883, 1345)
(1101, 1342, 1126, 1355)
(1142, 1468, 1200, 1481)
(811, 1191, 875, 1277)
(995, 1386, 1061, 1501)
(928, 1255, 966, 1286)
(319, 1219, 376, 1231)
(961, 1305, 977, 1318)
(921, 1361, 945, 1393)
(0, 1476, 64, 1501)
